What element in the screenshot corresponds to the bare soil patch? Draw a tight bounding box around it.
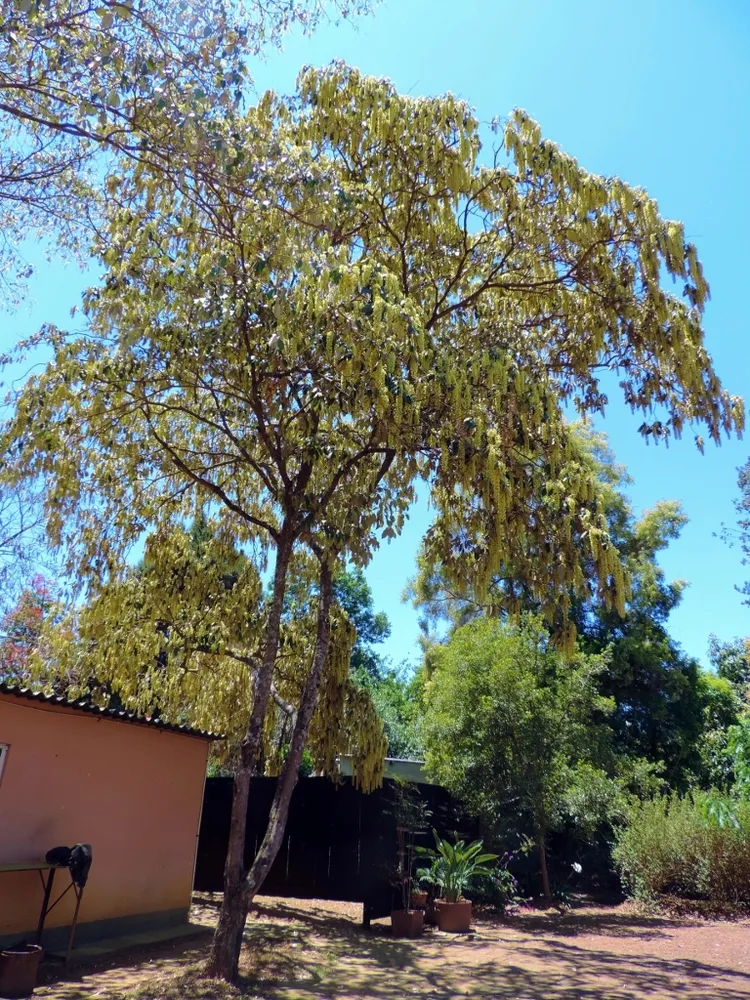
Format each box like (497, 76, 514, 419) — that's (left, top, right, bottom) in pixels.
(35, 893, 750, 1000)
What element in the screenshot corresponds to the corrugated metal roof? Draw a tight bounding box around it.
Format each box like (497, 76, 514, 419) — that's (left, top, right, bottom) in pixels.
(0, 682, 222, 741)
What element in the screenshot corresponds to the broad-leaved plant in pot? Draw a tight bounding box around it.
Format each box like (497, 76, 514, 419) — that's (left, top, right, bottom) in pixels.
(417, 830, 497, 932)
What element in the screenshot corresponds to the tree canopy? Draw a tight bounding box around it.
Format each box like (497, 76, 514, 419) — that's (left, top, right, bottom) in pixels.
(1, 64, 742, 979)
(0, 0, 374, 300)
(4, 67, 741, 627)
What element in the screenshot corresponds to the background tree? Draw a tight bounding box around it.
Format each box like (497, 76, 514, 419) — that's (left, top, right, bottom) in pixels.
(0, 0, 374, 301)
(286, 564, 391, 681)
(2, 65, 742, 979)
(694, 670, 743, 792)
(292, 565, 425, 756)
(723, 457, 750, 607)
(334, 567, 391, 681)
(357, 664, 425, 759)
(422, 616, 615, 904)
(411, 427, 714, 789)
(0, 574, 58, 684)
(0, 482, 54, 611)
(709, 635, 750, 694)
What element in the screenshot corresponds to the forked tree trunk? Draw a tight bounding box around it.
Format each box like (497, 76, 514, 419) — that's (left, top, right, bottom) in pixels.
(246, 562, 333, 899)
(538, 831, 552, 906)
(205, 531, 293, 981)
(205, 555, 334, 982)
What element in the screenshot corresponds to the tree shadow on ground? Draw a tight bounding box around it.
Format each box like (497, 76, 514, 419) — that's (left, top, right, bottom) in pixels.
(491, 907, 698, 940)
(34, 899, 750, 1000)
(35, 932, 213, 1000)
(296, 936, 750, 1000)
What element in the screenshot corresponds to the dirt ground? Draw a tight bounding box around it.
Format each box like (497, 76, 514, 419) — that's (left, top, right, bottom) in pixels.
(35, 893, 750, 1000)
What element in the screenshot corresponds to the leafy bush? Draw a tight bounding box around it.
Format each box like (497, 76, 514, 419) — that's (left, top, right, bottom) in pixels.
(468, 851, 522, 912)
(613, 792, 750, 903)
(416, 831, 497, 903)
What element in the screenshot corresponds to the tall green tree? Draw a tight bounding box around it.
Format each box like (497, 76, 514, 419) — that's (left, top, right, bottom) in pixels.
(422, 616, 615, 903)
(314, 566, 423, 757)
(694, 670, 742, 791)
(701, 635, 750, 796)
(334, 567, 391, 680)
(1, 66, 741, 979)
(709, 635, 750, 694)
(357, 665, 425, 759)
(288, 564, 391, 680)
(411, 427, 713, 787)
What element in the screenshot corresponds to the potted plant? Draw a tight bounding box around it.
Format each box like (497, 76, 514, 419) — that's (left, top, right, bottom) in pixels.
(417, 830, 497, 932)
(390, 782, 430, 937)
(410, 888, 428, 908)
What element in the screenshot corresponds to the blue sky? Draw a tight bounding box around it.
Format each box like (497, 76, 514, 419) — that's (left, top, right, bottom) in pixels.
(3, 0, 749, 670)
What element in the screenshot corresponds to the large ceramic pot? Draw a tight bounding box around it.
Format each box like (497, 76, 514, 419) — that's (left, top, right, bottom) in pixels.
(391, 909, 424, 938)
(435, 898, 472, 932)
(410, 890, 428, 908)
(0, 944, 43, 999)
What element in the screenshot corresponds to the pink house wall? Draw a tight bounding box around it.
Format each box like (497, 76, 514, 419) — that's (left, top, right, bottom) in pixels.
(0, 693, 210, 945)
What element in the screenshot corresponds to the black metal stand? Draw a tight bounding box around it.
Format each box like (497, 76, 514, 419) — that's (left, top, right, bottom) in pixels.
(0, 862, 85, 966)
(36, 868, 85, 965)
(35, 867, 56, 944)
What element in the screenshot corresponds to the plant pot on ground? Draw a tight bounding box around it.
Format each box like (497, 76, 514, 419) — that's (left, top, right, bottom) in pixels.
(391, 908, 424, 938)
(0, 944, 43, 999)
(416, 830, 498, 934)
(435, 898, 473, 933)
(410, 890, 428, 907)
(389, 781, 431, 939)
(423, 892, 438, 926)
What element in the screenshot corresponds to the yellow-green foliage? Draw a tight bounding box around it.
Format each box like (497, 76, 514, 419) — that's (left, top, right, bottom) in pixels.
(28, 526, 386, 790)
(2, 64, 742, 773)
(0, 0, 376, 299)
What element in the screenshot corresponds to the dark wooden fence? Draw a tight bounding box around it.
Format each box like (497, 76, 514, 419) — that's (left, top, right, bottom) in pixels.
(194, 776, 476, 923)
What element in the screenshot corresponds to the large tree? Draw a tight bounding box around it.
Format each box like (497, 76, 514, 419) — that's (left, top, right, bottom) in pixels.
(709, 635, 750, 693)
(422, 616, 615, 904)
(1, 65, 742, 979)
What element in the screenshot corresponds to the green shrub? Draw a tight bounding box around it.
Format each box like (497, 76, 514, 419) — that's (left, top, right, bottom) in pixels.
(468, 851, 522, 913)
(613, 791, 750, 903)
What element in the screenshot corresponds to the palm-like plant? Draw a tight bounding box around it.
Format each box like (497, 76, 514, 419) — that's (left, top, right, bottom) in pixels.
(416, 830, 498, 903)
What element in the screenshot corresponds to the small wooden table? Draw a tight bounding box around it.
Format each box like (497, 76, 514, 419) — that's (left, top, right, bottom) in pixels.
(0, 861, 85, 963)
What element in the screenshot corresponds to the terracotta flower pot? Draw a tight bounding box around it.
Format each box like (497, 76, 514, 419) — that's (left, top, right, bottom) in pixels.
(424, 897, 438, 926)
(391, 909, 424, 938)
(0, 944, 43, 999)
(435, 898, 472, 932)
(410, 890, 428, 908)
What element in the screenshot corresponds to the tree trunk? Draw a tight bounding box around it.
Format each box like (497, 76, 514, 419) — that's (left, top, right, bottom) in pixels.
(245, 561, 334, 899)
(205, 530, 294, 981)
(538, 831, 552, 907)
